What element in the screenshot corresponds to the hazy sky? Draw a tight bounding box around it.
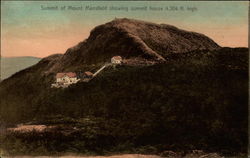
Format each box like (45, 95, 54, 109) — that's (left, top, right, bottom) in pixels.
(1, 1, 249, 57)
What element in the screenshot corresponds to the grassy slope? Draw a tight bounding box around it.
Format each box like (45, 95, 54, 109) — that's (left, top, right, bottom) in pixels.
(0, 48, 248, 155)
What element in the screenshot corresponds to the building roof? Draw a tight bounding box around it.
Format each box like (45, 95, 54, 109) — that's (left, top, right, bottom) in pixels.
(112, 56, 122, 60)
(56, 72, 77, 78)
(84, 71, 93, 76)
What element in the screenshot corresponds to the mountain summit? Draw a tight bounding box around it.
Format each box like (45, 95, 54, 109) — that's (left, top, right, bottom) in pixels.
(45, 18, 220, 73)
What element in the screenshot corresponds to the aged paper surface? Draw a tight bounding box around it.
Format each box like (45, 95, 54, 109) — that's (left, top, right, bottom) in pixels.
(0, 1, 249, 157)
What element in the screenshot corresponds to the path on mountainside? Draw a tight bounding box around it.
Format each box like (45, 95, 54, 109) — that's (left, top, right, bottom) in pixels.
(84, 63, 111, 82)
(93, 63, 112, 77)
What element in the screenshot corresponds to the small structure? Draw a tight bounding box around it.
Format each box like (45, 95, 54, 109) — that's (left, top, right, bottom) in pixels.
(51, 72, 79, 88)
(56, 72, 78, 84)
(81, 71, 94, 82)
(84, 71, 94, 78)
(111, 56, 122, 64)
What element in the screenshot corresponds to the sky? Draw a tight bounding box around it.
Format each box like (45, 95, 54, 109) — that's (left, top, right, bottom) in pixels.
(1, 1, 249, 57)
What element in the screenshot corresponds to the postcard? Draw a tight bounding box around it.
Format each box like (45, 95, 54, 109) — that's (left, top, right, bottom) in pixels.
(0, 1, 249, 158)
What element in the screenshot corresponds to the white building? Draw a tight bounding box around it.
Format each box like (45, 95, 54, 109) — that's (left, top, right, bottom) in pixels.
(56, 72, 78, 84)
(111, 56, 122, 64)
